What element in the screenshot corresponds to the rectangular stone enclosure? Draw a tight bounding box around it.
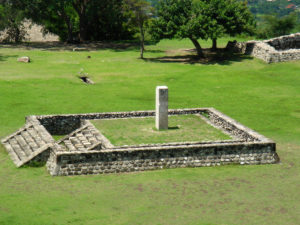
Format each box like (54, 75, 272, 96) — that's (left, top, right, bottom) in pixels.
(1, 108, 279, 176)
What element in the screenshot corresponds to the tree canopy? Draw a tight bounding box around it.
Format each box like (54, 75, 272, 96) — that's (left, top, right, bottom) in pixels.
(257, 12, 297, 39)
(125, 0, 153, 59)
(0, 1, 26, 42)
(4, 0, 135, 42)
(150, 0, 254, 56)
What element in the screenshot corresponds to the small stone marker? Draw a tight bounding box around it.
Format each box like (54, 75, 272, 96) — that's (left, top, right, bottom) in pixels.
(17, 56, 30, 63)
(156, 86, 168, 130)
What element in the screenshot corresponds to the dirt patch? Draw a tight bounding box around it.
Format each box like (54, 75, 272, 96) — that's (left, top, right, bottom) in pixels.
(279, 207, 288, 214)
(263, 207, 274, 213)
(135, 184, 144, 192)
(181, 187, 186, 196)
(0, 207, 10, 213)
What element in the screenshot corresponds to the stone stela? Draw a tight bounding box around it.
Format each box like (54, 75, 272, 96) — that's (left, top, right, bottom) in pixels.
(155, 86, 168, 130)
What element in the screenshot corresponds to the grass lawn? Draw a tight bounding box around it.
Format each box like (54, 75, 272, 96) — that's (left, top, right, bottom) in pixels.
(91, 115, 231, 146)
(0, 37, 300, 225)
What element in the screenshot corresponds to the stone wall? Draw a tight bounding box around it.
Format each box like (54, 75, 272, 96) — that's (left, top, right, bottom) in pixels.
(226, 33, 300, 63)
(267, 33, 300, 50)
(39, 108, 279, 176)
(206, 109, 261, 142)
(30, 108, 260, 142)
(47, 142, 278, 176)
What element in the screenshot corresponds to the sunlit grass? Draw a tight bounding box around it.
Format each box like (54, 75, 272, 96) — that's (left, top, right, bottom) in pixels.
(91, 115, 231, 146)
(0, 38, 299, 225)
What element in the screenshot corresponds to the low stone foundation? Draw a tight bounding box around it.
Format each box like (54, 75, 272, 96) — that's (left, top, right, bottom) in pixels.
(2, 108, 279, 176)
(51, 142, 277, 176)
(226, 33, 300, 63)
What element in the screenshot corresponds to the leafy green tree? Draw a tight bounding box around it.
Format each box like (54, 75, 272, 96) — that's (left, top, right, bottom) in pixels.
(257, 13, 297, 38)
(71, 0, 90, 42)
(8, 0, 78, 42)
(201, 0, 254, 51)
(9, 0, 134, 42)
(150, 0, 209, 57)
(125, 0, 153, 58)
(150, 0, 254, 56)
(0, 2, 26, 42)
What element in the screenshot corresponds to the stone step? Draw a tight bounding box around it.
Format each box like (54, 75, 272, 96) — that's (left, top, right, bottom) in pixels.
(58, 122, 102, 151)
(1, 122, 54, 167)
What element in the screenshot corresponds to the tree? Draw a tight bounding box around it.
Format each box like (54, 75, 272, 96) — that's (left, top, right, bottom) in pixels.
(125, 0, 153, 59)
(9, 0, 135, 42)
(150, 0, 254, 55)
(191, 0, 254, 51)
(150, 0, 209, 57)
(257, 13, 297, 39)
(8, 0, 78, 43)
(203, 0, 254, 50)
(71, 0, 90, 42)
(0, 2, 26, 42)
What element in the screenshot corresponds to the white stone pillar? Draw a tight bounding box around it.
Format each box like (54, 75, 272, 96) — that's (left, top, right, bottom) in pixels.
(156, 86, 168, 130)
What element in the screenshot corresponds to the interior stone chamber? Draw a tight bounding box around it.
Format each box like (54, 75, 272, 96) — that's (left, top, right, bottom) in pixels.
(1, 108, 279, 176)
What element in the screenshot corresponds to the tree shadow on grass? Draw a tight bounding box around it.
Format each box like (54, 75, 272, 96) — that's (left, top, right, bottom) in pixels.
(0, 54, 18, 62)
(0, 41, 166, 54)
(143, 48, 253, 65)
(0, 41, 148, 52)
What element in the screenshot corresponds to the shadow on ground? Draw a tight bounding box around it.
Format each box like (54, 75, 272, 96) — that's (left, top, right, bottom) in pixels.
(0, 41, 143, 52)
(0, 54, 18, 62)
(143, 48, 252, 65)
(0, 42, 251, 65)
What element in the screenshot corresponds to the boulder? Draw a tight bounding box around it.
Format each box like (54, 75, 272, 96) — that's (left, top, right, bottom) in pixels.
(17, 56, 30, 63)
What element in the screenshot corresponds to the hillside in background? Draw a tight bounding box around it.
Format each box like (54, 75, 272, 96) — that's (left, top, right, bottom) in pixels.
(0, 20, 58, 42)
(147, 0, 300, 17)
(248, 0, 300, 17)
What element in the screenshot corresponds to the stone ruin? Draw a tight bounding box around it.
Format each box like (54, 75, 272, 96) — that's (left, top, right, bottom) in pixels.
(226, 33, 300, 63)
(0, 87, 279, 176)
(1, 107, 279, 176)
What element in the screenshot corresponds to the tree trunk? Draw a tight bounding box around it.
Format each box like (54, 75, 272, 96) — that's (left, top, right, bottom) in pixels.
(79, 15, 87, 42)
(212, 38, 217, 51)
(14, 27, 20, 43)
(189, 38, 204, 57)
(73, 0, 88, 42)
(139, 23, 145, 59)
(67, 23, 74, 43)
(59, 9, 74, 43)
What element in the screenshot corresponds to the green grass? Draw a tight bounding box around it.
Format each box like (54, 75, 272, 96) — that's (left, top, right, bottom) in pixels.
(91, 115, 231, 146)
(0, 37, 300, 225)
(52, 135, 65, 141)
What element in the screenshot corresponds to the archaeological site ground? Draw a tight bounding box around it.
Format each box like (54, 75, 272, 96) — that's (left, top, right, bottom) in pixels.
(0, 37, 300, 224)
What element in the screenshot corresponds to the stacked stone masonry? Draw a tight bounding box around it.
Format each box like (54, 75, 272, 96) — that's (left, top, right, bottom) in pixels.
(226, 33, 300, 63)
(1, 119, 53, 167)
(57, 121, 104, 152)
(1, 108, 279, 176)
